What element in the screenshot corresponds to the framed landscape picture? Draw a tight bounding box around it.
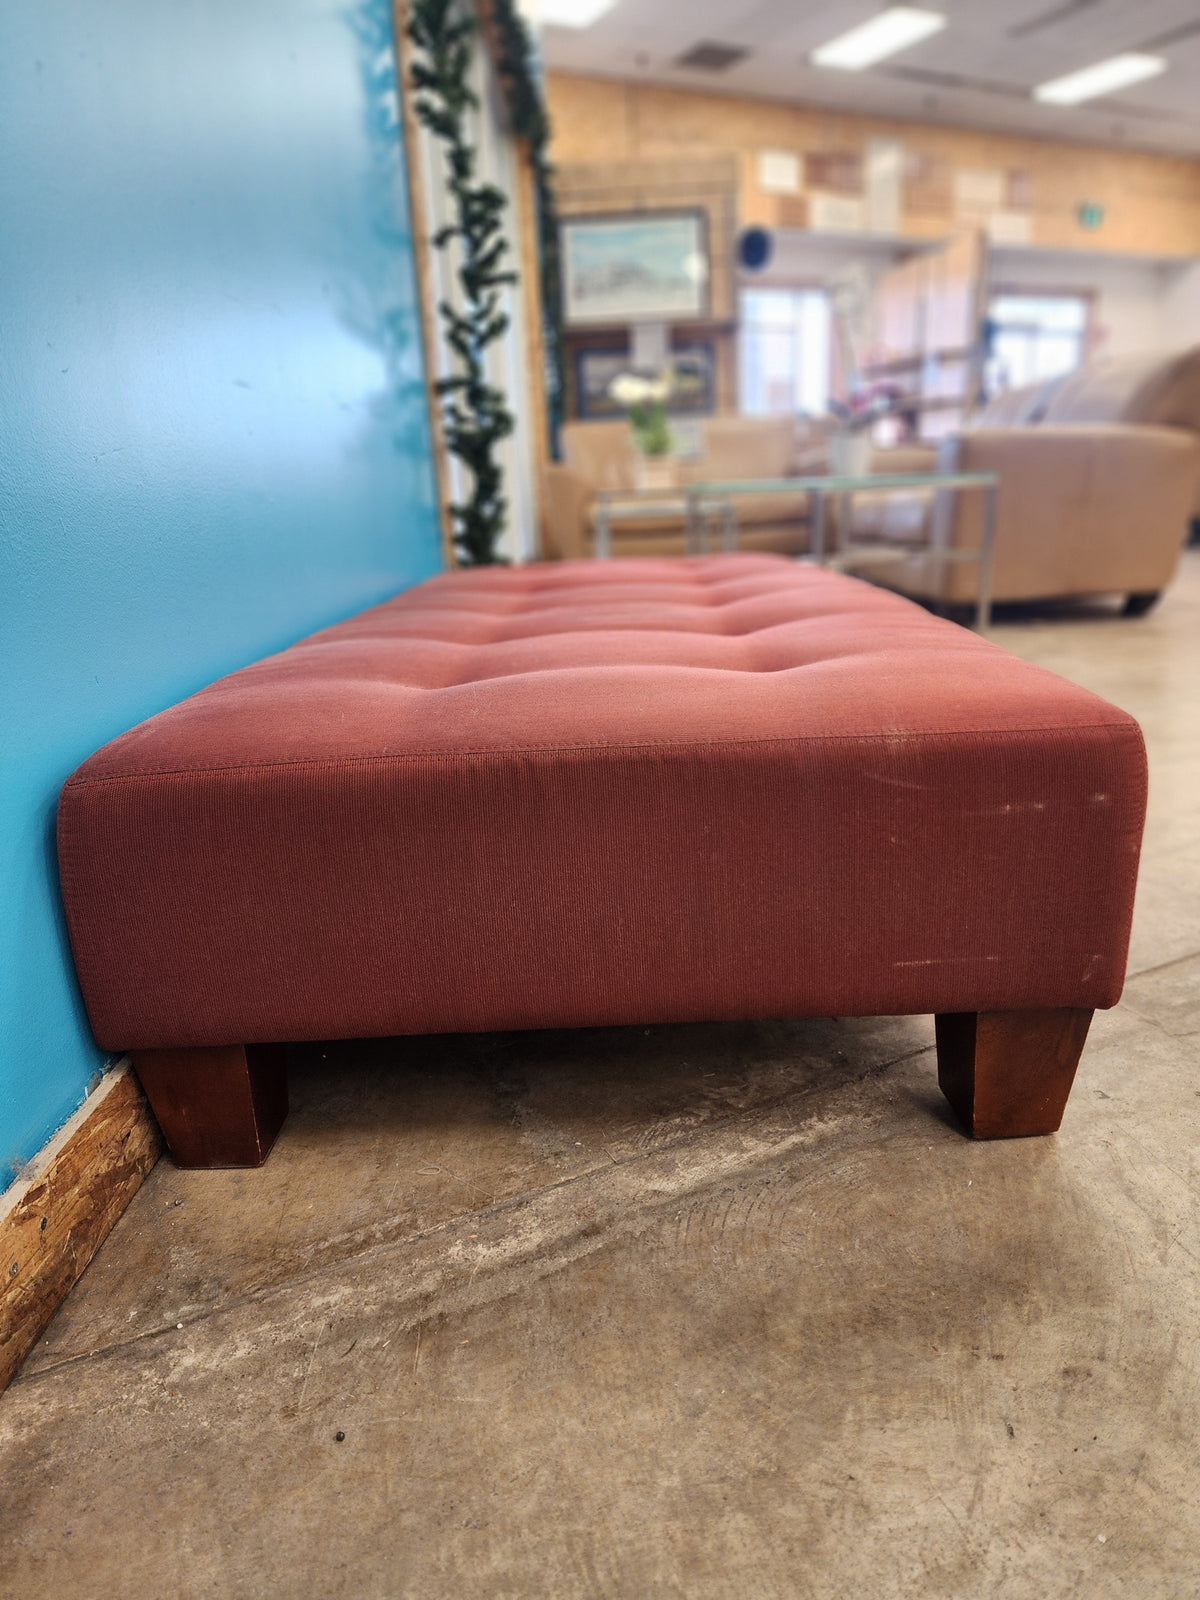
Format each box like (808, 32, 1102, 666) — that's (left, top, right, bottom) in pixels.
(561, 211, 709, 327)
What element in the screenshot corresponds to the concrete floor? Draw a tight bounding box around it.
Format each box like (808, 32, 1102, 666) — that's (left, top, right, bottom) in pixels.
(3, 556, 1199, 1600)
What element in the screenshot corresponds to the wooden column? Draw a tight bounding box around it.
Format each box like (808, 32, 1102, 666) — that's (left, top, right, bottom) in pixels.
(935, 1008, 1093, 1139)
(512, 137, 552, 555)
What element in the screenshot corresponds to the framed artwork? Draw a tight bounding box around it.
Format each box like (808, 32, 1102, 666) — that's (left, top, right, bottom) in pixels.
(561, 211, 709, 327)
(575, 342, 716, 420)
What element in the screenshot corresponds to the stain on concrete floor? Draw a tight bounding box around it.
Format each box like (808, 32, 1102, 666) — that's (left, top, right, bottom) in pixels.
(2, 556, 1199, 1600)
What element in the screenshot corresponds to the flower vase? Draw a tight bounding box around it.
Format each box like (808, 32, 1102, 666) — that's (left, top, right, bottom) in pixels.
(635, 454, 676, 492)
(830, 432, 872, 479)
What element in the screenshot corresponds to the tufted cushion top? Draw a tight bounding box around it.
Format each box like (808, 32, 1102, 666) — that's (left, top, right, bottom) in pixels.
(59, 555, 1146, 1050)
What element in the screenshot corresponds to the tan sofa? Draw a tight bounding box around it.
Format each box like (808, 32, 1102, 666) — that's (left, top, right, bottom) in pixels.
(864, 348, 1200, 612)
(541, 415, 816, 560)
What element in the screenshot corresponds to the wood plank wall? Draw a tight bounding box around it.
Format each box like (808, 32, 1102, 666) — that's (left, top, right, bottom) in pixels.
(547, 73, 1200, 260)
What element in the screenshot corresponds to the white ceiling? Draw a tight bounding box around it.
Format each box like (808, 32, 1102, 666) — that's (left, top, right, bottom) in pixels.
(541, 0, 1200, 157)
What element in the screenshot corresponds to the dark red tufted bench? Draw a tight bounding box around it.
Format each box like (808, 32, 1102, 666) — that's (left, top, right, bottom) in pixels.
(58, 555, 1147, 1166)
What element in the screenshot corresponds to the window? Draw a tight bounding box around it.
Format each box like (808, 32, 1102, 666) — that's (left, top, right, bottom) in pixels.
(986, 293, 1090, 395)
(739, 288, 832, 416)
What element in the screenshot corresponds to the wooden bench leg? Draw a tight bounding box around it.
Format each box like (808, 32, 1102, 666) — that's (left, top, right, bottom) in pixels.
(935, 1008, 1093, 1139)
(132, 1044, 288, 1168)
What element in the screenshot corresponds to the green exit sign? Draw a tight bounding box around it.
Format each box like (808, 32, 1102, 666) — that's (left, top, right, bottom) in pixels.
(1078, 202, 1105, 230)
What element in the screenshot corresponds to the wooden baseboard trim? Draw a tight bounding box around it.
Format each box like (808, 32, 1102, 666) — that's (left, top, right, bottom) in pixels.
(0, 1062, 162, 1394)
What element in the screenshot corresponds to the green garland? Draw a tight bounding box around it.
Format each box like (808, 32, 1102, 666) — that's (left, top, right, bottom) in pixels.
(408, 0, 563, 566)
(409, 0, 517, 565)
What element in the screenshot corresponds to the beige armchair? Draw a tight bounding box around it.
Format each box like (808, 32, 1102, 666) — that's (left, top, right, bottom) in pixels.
(541, 462, 592, 561)
(891, 424, 1197, 609)
(865, 348, 1200, 612)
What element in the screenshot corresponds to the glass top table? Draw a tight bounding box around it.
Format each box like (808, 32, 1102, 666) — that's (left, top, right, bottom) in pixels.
(590, 490, 736, 564)
(594, 471, 999, 631)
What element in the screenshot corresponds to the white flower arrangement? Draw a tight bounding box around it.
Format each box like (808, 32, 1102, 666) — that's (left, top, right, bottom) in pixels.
(607, 369, 675, 456)
(607, 372, 673, 408)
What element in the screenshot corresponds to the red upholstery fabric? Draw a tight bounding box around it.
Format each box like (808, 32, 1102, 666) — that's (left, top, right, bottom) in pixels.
(58, 555, 1146, 1051)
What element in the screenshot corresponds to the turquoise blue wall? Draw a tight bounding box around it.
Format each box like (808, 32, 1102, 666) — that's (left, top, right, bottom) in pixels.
(0, 0, 443, 1187)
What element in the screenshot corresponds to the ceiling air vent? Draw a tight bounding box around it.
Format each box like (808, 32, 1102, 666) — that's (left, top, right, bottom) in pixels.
(674, 41, 749, 73)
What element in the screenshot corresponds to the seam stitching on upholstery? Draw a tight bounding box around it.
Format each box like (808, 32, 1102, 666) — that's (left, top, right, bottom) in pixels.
(62, 721, 1143, 788)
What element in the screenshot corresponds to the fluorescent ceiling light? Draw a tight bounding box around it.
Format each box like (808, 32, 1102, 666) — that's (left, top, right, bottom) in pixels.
(811, 7, 946, 71)
(536, 0, 616, 27)
(1034, 53, 1166, 106)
